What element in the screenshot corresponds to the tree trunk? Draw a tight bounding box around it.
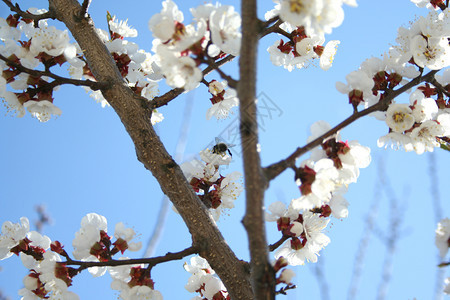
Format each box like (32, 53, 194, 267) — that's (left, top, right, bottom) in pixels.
(48, 0, 253, 298)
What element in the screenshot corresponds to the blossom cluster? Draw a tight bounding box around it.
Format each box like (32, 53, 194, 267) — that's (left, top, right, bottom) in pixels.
(148, 0, 242, 120)
(266, 121, 371, 265)
(264, 0, 357, 71)
(0, 9, 165, 123)
(181, 139, 243, 221)
(73, 12, 164, 125)
(0, 214, 159, 300)
(206, 80, 238, 120)
(0, 9, 73, 121)
(266, 25, 340, 72)
(184, 256, 229, 300)
(268, 0, 357, 36)
(336, 5, 450, 154)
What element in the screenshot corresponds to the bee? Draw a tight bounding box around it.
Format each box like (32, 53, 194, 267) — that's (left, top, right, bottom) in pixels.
(212, 137, 235, 157)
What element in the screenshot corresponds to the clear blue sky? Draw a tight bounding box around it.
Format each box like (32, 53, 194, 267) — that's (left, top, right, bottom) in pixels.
(1, 0, 449, 299)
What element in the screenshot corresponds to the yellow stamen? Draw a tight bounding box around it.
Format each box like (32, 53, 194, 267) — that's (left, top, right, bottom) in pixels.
(290, 0, 304, 13)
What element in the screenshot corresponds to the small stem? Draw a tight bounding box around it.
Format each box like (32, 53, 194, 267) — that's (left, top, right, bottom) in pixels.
(263, 70, 439, 182)
(268, 235, 290, 252)
(79, 0, 91, 18)
(260, 19, 287, 39)
(429, 76, 450, 98)
(150, 55, 235, 109)
(2, 0, 55, 25)
(64, 245, 198, 273)
(0, 53, 107, 90)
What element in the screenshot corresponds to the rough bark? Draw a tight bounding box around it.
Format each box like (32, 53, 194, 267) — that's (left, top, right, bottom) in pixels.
(47, 0, 253, 298)
(239, 0, 276, 299)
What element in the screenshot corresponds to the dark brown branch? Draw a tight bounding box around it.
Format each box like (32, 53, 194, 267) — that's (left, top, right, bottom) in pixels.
(65, 246, 198, 273)
(0, 54, 107, 90)
(275, 284, 296, 295)
(263, 69, 440, 182)
(438, 261, 450, 267)
(260, 16, 280, 30)
(150, 55, 235, 109)
(79, 0, 91, 18)
(2, 0, 55, 25)
(268, 235, 289, 252)
(260, 19, 286, 39)
(240, 0, 275, 299)
(200, 58, 238, 88)
(47, 0, 253, 298)
(429, 76, 450, 98)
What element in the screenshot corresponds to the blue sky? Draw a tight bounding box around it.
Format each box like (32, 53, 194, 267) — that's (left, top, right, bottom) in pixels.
(0, 0, 449, 299)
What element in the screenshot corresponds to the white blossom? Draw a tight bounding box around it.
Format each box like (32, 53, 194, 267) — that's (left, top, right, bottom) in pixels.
(277, 0, 347, 35)
(275, 211, 330, 265)
(109, 16, 137, 38)
(23, 100, 62, 122)
(410, 120, 444, 154)
(209, 6, 241, 56)
(2, 91, 25, 117)
(72, 213, 107, 261)
(184, 256, 228, 300)
(148, 0, 184, 42)
(320, 40, 340, 71)
(206, 86, 239, 120)
(114, 222, 142, 252)
(0, 217, 30, 260)
(385, 103, 415, 133)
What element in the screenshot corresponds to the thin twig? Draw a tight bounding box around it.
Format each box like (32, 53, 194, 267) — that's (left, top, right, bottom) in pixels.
(200, 57, 238, 88)
(2, 0, 55, 25)
(79, 0, 91, 18)
(65, 245, 198, 273)
(263, 70, 439, 182)
(150, 55, 235, 109)
(260, 19, 286, 39)
(0, 54, 107, 90)
(429, 76, 450, 98)
(259, 15, 280, 29)
(268, 235, 289, 252)
(275, 284, 297, 295)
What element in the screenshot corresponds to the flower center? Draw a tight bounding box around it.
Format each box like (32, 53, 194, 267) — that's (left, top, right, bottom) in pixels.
(289, 0, 304, 13)
(393, 112, 405, 123)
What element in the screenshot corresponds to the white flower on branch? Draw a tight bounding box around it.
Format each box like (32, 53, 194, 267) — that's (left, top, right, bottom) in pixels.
(148, 0, 184, 42)
(275, 211, 330, 265)
(0, 217, 30, 260)
(385, 103, 415, 133)
(109, 16, 138, 38)
(23, 100, 62, 122)
(209, 6, 242, 56)
(277, 0, 348, 35)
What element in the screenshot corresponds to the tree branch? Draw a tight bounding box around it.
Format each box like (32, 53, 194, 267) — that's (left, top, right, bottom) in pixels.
(150, 55, 235, 109)
(263, 70, 440, 182)
(0, 53, 107, 90)
(429, 76, 450, 98)
(47, 0, 253, 298)
(2, 0, 55, 25)
(268, 235, 289, 252)
(65, 246, 198, 273)
(79, 0, 91, 18)
(260, 19, 289, 39)
(239, 0, 275, 299)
